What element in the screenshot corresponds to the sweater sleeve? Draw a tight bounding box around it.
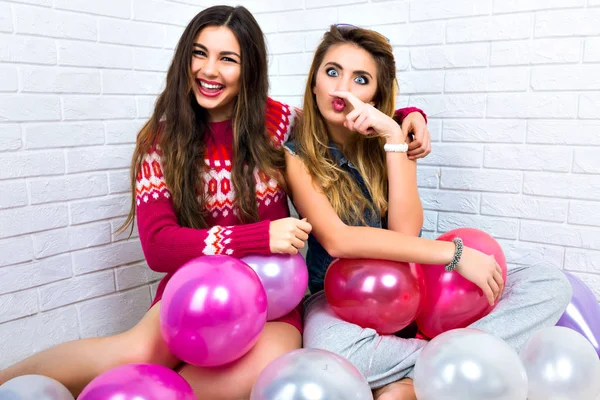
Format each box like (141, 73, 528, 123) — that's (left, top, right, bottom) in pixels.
(266, 97, 300, 145)
(394, 106, 427, 124)
(135, 149, 271, 274)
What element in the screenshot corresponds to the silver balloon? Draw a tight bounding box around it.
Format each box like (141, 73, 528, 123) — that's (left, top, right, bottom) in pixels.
(250, 348, 373, 400)
(414, 328, 528, 400)
(520, 326, 600, 400)
(0, 389, 21, 400)
(0, 375, 74, 400)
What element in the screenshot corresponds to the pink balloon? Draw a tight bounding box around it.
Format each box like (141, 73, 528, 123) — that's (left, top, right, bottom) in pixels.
(242, 254, 308, 320)
(160, 255, 268, 367)
(78, 363, 195, 400)
(324, 258, 426, 334)
(416, 228, 508, 339)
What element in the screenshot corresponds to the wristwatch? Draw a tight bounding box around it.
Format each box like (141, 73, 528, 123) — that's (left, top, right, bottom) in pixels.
(383, 143, 409, 153)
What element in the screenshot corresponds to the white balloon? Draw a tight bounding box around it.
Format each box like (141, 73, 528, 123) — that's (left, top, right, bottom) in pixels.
(414, 328, 528, 400)
(250, 348, 373, 400)
(520, 326, 600, 400)
(0, 375, 74, 400)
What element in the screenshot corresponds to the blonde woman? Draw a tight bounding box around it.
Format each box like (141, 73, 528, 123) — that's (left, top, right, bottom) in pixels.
(284, 25, 571, 400)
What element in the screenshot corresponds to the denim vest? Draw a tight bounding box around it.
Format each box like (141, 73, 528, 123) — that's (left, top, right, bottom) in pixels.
(285, 140, 385, 294)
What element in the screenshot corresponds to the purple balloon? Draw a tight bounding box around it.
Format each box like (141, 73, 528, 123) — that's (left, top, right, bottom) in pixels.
(242, 253, 308, 320)
(160, 255, 268, 367)
(78, 364, 195, 400)
(556, 271, 600, 357)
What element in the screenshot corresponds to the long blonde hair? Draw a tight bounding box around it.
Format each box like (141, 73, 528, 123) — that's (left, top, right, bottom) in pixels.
(293, 25, 398, 224)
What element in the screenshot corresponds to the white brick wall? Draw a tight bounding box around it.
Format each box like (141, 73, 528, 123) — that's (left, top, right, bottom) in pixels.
(0, 0, 599, 369)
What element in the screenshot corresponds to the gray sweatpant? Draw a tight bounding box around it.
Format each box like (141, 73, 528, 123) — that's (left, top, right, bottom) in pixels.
(303, 265, 572, 389)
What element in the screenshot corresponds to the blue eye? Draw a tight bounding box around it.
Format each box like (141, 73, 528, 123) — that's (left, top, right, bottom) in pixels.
(355, 75, 368, 85)
(193, 50, 206, 57)
(326, 68, 338, 77)
(222, 56, 238, 63)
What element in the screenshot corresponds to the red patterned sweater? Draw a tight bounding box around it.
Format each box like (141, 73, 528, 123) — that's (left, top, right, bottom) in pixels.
(136, 97, 425, 306)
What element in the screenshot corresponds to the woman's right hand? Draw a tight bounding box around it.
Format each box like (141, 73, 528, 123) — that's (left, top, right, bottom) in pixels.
(455, 246, 505, 306)
(269, 217, 312, 255)
(330, 90, 402, 141)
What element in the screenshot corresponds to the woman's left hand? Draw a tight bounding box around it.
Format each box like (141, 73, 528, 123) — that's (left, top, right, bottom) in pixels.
(330, 90, 401, 141)
(401, 111, 431, 160)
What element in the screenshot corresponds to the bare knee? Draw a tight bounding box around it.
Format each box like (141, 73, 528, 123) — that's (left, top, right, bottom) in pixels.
(215, 322, 301, 396)
(181, 322, 301, 400)
(110, 330, 176, 367)
(105, 303, 178, 368)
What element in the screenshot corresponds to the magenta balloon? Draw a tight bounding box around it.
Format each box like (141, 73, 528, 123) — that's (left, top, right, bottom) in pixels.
(160, 255, 268, 367)
(324, 258, 426, 334)
(416, 228, 508, 339)
(78, 364, 195, 400)
(242, 253, 308, 320)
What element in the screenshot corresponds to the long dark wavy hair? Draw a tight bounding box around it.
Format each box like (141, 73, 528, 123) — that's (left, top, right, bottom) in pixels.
(120, 5, 283, 234)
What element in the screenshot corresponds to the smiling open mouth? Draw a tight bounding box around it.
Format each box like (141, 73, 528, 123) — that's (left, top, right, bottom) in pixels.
(196, 79, 225, 97)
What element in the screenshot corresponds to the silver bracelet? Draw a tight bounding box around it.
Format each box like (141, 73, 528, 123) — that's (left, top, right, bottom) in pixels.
(445, 237, 463, 272)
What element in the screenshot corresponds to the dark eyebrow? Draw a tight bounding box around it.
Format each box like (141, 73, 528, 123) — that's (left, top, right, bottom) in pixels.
(193, 43, 240, 59)
(324, 61, 373, 79)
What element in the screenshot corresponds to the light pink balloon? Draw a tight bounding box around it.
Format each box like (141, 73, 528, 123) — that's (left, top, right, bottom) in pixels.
(242, 253, 308, 320)
(160, 255, 268, 367)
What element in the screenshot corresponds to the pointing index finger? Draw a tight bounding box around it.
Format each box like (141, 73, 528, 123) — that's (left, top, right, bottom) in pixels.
(330, 90, 364, 110)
